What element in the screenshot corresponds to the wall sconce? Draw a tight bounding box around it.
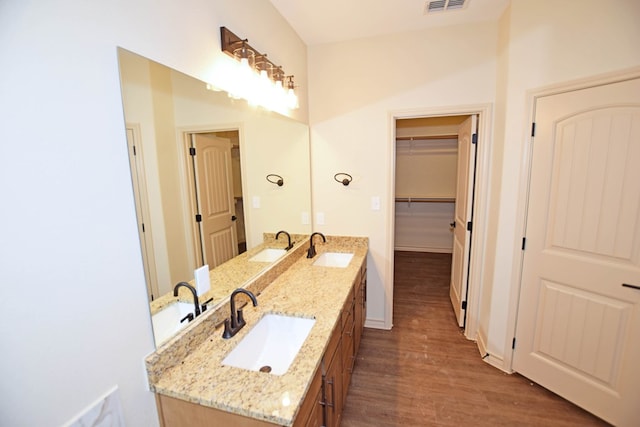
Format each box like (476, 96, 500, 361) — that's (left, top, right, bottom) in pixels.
(334, 173, 353, 186)
(266, 174, 284, 186)
(220, 27, 298, 111)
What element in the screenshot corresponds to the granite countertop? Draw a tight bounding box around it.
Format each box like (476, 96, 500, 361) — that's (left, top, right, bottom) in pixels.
(150, 233, 310, 315)
(146, 236, 368, 426)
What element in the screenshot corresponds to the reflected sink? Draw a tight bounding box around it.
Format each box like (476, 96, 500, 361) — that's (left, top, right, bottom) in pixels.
(248, 248, 287, 263)
(222, 314, 315, 375)
(151, 302, 196, 345)
(313, 252, 354, 268)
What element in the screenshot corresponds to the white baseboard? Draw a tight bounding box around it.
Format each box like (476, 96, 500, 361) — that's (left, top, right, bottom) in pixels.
(364, 317, 389, 330)
(477, 330, 511, 373)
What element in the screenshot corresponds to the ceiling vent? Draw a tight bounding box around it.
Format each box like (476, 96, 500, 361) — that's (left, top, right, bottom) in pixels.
(425, 0, 468, 14)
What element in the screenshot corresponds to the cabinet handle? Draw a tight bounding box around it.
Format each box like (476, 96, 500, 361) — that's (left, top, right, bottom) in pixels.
(326, 378, 335, 409)
(622, 283, 640, 290)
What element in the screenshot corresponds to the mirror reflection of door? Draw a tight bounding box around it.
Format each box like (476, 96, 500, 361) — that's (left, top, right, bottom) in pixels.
(190, 132, 243, 269)
(126, 124, 160, 301)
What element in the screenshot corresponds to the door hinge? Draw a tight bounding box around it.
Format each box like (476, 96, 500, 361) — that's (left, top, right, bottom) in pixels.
(512, 337, 516, 349)
(472, 133, 478, 144)
(461, 301, 467, 310)
(466, 221, 473, 232)
(189, 147, 196, 156)
(531, 122, 536, 137)
(195, 214, 202, 222)
(521, 237, 526, 250)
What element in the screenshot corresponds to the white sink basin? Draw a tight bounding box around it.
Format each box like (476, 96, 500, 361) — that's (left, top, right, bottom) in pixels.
(151, 301, 196, 345)
(222, 314, 315, 375)
(313, 252, 354, 268)
(248, 248, 287, 263)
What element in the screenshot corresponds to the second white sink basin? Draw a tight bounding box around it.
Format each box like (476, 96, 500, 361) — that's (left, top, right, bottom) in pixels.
(248, 248, 287, 263)
(152, 301, 196, 345)
(222, 314, 315, 375)
(313, 252, 354, 268)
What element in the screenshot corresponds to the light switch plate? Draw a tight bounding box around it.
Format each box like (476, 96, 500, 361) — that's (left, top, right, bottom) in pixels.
(252, 196, 261, 208)
(371, 196, 381, 211)
(301, 212, 310, 225)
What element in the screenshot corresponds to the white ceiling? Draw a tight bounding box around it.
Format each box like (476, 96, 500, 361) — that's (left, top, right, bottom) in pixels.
(269, 0, 510, 46)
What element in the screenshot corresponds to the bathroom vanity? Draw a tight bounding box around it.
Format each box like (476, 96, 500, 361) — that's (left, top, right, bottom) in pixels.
(145, 236, 368, 426)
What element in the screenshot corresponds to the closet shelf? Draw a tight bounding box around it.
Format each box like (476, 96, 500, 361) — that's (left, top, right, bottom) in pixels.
(395, 197, 455, 203)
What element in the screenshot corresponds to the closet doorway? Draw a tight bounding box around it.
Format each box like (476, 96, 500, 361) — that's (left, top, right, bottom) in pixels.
(394, 114, 478, 329)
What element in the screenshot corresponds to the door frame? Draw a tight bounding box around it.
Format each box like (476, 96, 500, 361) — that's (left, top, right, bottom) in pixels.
(505, 66, 640, 372)
(174, 123, 248, 271)
(125, 122, 160, 300)
(386, 103, 493, 341)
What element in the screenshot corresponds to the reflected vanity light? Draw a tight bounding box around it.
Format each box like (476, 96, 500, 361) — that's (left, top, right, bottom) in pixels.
(218, 27, 298, 112)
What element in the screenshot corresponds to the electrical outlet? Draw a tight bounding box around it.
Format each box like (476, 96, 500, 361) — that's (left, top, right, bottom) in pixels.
(316, 212, 325, 225)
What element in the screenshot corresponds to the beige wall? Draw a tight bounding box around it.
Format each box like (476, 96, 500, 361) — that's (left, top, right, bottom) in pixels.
(0, 0, 307, 425)
(308, 22, 499, 325)
(308, 0, 640, 365)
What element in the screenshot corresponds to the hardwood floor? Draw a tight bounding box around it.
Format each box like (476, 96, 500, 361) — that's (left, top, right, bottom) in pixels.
(341, 251, 609, 427)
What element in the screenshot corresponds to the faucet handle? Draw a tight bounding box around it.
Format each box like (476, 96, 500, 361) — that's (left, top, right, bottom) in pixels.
(200, 297, 214, 312)
(180, 313, 195, 324)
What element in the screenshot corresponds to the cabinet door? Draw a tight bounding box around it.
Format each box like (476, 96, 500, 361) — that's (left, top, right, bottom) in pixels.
(304, 387, 324, 427)
(294, 366, 323, 427)
(324, 348, 343, 427)
(354, 264, 366, 354)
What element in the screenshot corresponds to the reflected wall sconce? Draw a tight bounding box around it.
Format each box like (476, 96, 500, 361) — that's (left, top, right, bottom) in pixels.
(266, 174, 284, 186)
(220, 27, 298, 110)
(334, 173, 353, 186)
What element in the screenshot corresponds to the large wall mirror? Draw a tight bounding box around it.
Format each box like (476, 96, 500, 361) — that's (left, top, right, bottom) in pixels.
(117, 48, 312, 344)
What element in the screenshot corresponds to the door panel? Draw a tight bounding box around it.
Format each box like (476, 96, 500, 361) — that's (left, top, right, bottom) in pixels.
(449, 115, 477, 327)
(193, 134, 238, 268)
(514, 77, 640, 426)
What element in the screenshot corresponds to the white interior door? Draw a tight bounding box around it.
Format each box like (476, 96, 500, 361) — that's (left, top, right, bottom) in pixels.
(192, 133, 238, 268)
(449, 115, 477, 327)
(514, 77, 640, 426)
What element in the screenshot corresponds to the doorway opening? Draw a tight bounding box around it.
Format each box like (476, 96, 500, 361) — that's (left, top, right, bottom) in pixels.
(184, 129, 248, 270)
(393, 114, 478, 331)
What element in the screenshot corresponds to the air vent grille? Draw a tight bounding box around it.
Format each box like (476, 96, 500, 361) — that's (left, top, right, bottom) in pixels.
(425, 0, 468, 14)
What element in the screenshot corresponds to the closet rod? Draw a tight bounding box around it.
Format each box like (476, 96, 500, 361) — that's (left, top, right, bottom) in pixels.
(395, 197, 455, 203)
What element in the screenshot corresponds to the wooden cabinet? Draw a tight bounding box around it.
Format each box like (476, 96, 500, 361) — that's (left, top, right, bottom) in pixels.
(354, 262, 366, 355)
(322, 257, 367, 427)
(294, 366, 324, 427)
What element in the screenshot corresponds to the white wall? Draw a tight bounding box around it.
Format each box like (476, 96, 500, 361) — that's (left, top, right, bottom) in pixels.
(308, 22, 499, 326)
(0, 0, 307, 425)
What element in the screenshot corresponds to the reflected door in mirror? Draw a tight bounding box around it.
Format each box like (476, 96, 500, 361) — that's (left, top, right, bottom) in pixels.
(192, 133, 238, 268)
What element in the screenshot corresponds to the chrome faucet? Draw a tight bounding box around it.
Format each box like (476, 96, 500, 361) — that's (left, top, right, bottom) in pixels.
(276, 230, 294, 250)
(222, 288, 258, 339)
(306, 232, 326, 258)
(173, 282, 201, 319)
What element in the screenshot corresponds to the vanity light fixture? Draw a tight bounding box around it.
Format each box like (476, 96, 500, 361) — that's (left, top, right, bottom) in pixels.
(220, 27, 298, 110)
(266, 174, 284, 187)
(334, 173, 353, 186)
